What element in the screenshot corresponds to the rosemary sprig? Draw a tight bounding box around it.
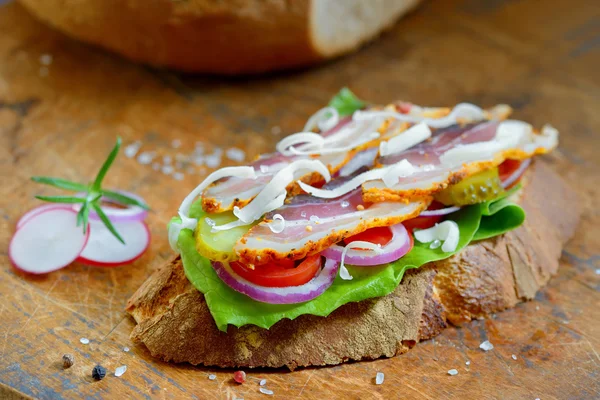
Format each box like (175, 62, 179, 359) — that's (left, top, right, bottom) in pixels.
(32, 137, 149, 244)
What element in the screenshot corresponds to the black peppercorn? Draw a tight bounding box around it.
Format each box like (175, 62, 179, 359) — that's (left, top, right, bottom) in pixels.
(62, 354, 74, 369)
(92, 365, 106, 380)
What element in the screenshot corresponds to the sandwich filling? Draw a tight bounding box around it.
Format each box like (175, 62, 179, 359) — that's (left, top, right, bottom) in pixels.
(169, 89, 557, 332)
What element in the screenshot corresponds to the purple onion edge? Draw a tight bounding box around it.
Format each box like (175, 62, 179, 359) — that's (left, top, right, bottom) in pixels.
(211, 258, 339, 304)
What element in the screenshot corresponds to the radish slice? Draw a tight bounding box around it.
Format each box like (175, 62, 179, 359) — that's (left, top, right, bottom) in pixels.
(77, 220, 150, 267)
(9, 207, 90, 274)
(16, 204, 67, 230)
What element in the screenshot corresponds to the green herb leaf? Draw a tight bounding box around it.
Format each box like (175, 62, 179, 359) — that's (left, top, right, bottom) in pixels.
(92, 137, 121, 191)
(35, 195, 86, 204)
(31, 176, 88, 192)
(102, 189, 149, 210)
(328, 87, 366, 116)
(92, 202, 125, 244)
(76, 202, 90, 234)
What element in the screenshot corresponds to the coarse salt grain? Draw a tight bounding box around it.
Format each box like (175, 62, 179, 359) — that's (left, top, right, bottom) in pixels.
(259, 379, 267, 386)
(163, 155, 172, 164)
(123, 347, 130, 352)
(137, 151, 156, 165)
(448, 369, 458, 376)
(208, 374, 216, 380)
(172, 139, 181, 148)
(595, 268, 600, 275)
(205, 154, 221, 168)
(512, 354, 517, 360)
(341, 200, 350, 208)
(115, 365, 127, 377)
(226, 147, 246, 162)
(536, 306, 540, 311)
(375, 372, 384, 385)
(479, 340, 494, 351)
(173, 172, 184, 181)
(162, 165, 174, 175)
(39, 54, 53, 65)
(80, 338, 90, 345)
(124, 141, 142, 158)
(259, 387, 274, 395)
(193, 155, 205, 166)
(466, 361, 471, 366)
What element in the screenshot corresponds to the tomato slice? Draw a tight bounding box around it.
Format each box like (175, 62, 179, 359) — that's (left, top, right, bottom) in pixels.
(230, 254, 322, 288)
(498, 159, 523, 187)
(402, 201, 445, 232)
(343, 226, 393, 247)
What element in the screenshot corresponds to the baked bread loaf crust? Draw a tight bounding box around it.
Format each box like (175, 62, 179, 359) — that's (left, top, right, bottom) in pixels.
(18, 0, 421, 74)
(126, 162, 580, 369)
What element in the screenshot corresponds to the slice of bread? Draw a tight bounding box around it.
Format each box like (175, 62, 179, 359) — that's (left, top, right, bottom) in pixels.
(18, 0, 421, 74)
(125, 161, 580, 369)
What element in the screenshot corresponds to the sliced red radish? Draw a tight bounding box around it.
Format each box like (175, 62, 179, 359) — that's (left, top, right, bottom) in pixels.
(9, 207, 90, 274)
(16, 204, 67, 230)
(77, 220, 150, 267)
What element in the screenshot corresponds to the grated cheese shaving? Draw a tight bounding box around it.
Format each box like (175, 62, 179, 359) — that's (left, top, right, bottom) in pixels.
(379, 123, 432, 156)
(339, 241, 382, 280)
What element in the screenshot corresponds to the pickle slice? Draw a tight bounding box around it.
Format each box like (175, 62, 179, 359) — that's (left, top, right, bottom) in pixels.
(193, 211, 256, 262)
(435, 168, 504, 206)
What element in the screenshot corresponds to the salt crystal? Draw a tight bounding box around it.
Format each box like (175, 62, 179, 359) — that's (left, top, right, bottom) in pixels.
(173, 172, 184, 181)
(511, 354, 517, 360)
(163, 155, 172, 164)
(115, 365, 127, 377)
(479, 340, 494, 351)
(124, 141, 142, 158)
(39, 54, 53, 65)
(375, 372, 384, 385)
(137, 151, 155, 165)
(271, 126, 282, 135)
(535, 398, 540, 400)
(152, 162, 160, 171)
(162, 165, 174, 175)
(259, 379, 267, 386)
(465, 361, 471, 366)
(341, 201, 350, 208)
(429, 239, 442, 249)
(259, 387, 273, 395)
(447, 369, 458, 376)
(226, 147, 246, 162)
(171, 139, 181, 149)
(79, 338, 89, 345)
(300, 211, 307, 218)
(309, 215, 320, 222)
(193, 155, 205, 166)
(205, 154, 221, 168)
(595, 268, 600, 275)
(39, 66, 49, 77)
(208, 374, 216, 380)
(123, 347, 130, 352)
(536, 306, 540, 311)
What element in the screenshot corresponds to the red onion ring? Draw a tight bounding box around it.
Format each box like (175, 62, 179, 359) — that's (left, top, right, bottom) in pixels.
(501, 158, 531, 189)
(419, 206, 461, 217)
(212, 257, 339, 304)
(322, 223, 411, 266)
(73, 190, 148, 223)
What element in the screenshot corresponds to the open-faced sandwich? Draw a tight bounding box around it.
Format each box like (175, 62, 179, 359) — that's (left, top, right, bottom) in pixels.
(126, 89, 580, 370)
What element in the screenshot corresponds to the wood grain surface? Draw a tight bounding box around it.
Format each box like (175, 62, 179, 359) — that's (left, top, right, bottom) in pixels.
(1, 0, 599, 399)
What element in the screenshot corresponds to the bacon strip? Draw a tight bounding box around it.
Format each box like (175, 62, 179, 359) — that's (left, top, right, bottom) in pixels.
(234, 174, 428, 265)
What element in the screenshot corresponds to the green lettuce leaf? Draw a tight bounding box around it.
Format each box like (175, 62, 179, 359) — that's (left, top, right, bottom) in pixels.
(328, 87, 366, 116)
(178, 187, 525, 332)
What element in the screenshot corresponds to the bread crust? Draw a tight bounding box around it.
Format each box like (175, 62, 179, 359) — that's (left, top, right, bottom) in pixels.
(18, 0, 420, 74)
(126, 161, 580, 369)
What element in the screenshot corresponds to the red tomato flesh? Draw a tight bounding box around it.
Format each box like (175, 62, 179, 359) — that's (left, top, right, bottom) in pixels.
(498, 159, 523, 187)
(343, 226, 394, 247)
(230, 254, 322, 288)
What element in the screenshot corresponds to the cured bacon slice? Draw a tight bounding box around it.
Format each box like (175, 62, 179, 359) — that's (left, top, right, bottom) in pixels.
(234, 175, 428, 266)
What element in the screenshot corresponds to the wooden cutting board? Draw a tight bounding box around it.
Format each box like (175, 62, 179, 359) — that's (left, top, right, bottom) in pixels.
(1, 0, 599, 398)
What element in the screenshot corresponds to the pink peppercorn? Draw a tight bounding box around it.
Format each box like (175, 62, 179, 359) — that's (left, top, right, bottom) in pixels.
(233, 370, 246, 384)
